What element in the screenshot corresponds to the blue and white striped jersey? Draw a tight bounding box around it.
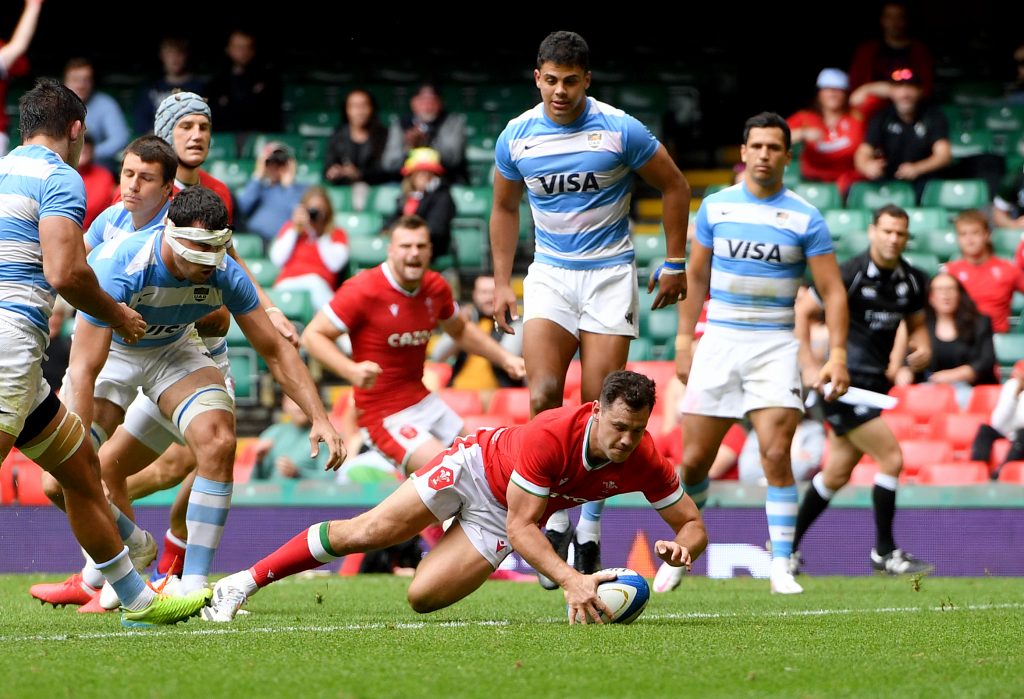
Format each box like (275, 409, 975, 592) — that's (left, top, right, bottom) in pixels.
(84, 200, 169, 250)
(695, 183, 833, 331)
(82, 231, 259, 348)
(0, 145, 86, 336)
(495, 97, 658, 270)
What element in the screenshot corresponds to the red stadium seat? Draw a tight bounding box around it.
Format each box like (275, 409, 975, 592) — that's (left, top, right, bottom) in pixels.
(997, 461, 1024, 483)
(965, 384, 1002, 416)
(928, 413, 986, 456)
(990, 438, 1011, 473)
(563, 360, 582, 400)
(487, 388, 532, 423)
(14, 459, 52, 505)
(848, 461, 880, 485)
(233, 438, 259, 484)
(880, 411, 917, 440)
(461, 413, 513, 433)
(889, 384, 958, 425)
(916, 461, 989, 485)
(899, 439, 954, 477)
(1, 450, 18, 505)
(625, 361, 677, 397)
(438, 388, 485, 417)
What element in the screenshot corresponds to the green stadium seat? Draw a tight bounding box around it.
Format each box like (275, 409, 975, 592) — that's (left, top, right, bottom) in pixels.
(451, 185, 493, 218)
(325, 186, 355, 213)
(226, 318, 248, 346)
(824, 209, 870, 238)
(267, 289, 315, 325)
(792, 182, 842, 210)
(949, 129, 994, 159)
(907, 207, 952, 232)
(919, 230, 958, 261)
(643, 307, 678, 343)
(290, 110, 336, 138)
(627, 337, 654, 361)
(228, 347, 258, 405)
(633, 235, 665, 268)
(232, 233, 265, 260)
(348, 236, 388, 274)
(207, 159, 254, 190)
(995, 333, 1024, 367)
(833, 230, 869, 258)
(245, 258, 279, 287)
(992, 228, 1024, 258)
(368, 184, 402, 217)
(902, 252, 941, 277)
(336, 212, 384, 237)
(984, 104, 1024, 133)
(846, 181, 916, 210)
(207, 137, 236, 161)
(294, 160, 324, 186)
(453, 228, 486, 271)
(941, 104, 978, 132)
(920, 179, 990, 211)
(466, 135, 497, 164)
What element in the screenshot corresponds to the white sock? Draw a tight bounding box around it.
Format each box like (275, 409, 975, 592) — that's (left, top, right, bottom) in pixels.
(575, 517, 601, 545)
(80, 549, 105, 589)
(227, 570, 259, 597)
(812, 472, 835, 500)
(546, 510, 571, 533)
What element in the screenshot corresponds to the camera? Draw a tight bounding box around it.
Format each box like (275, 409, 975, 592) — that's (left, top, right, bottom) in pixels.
(265, 146, 291, 167)
(306, 207, 322, 222)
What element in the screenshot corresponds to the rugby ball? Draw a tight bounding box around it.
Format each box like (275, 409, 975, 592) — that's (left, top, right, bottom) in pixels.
(595, 567, 650, 624)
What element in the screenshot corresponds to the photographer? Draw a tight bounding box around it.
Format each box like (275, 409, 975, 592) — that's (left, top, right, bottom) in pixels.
(269, 185, 350, 309)
(236, 141, 306, 240)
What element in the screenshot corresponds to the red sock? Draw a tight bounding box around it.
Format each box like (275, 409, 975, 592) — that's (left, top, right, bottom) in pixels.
(158, 530, 186, 576)
(250, 522, 341, 588)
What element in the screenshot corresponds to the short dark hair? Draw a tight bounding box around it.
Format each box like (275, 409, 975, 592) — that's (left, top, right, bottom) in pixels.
(537, 31, 590, 72)
(168, 186, 228, 230)
(389, 214, 430, 237)
(124, 135, 178, 184)
(600, 370, 656, 413)
(19, 78, 87, 140)
(63, 56, 93, 77)
(743, 111, 792, 151)
(872, 204, 909, 225)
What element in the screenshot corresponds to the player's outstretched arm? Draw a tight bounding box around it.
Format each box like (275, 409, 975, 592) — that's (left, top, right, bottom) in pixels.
(237, 308, 346, 469)
(489, 172, 525, 334)
(440, 314, 525, 381)
(0, 1, 43, 70)
(636, 146, 691, 309)
(653, 493, 707, 570)
(66, 316, 112, 434)
(808, 253, 851, 400)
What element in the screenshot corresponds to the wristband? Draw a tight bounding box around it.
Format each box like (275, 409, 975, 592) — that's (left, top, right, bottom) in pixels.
(653, 259, 686, 283)
(265, 306, 283, 316)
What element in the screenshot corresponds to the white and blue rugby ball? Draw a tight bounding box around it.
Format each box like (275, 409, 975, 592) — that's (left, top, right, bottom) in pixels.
(595, 567, 650, 624)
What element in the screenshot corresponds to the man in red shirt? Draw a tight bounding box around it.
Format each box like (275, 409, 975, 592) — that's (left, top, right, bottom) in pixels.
(944, 209, 1024, 333)
(202, 370, 706, 624)
(301, 215, 525, 473)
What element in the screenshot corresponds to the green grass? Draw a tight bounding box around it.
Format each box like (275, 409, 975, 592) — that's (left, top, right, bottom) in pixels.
(1, 574, 1022, 698)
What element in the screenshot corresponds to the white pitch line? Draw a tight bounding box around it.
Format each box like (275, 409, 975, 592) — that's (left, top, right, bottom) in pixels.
(1, 602, 1020, 643)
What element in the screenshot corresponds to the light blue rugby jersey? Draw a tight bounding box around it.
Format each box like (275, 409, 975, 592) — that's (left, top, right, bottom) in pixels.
(495, 97, 658, 270)
(695, 183, 833, 331)
(81, 231, 259, 348)
(84, 200, 170, 250)
(0, 144, 87, 336)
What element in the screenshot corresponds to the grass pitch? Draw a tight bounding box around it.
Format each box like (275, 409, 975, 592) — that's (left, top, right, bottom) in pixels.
(1, 573, 1021, 698)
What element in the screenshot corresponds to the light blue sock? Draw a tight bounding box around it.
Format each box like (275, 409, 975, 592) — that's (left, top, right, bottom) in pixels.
(182, 476, 232, 593)
(767, 485, 799, 559)
(683, 478, 710, 510)
(109, 503, 147, 549)
(580, 500, 604, 522)
(94, 546, 154, 611)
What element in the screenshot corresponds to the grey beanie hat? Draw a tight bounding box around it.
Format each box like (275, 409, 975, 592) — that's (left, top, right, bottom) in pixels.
(154, 91, 211, 144)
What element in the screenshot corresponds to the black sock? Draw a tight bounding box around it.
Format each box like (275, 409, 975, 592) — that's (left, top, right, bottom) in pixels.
(970, 424, 1003, 463)
(872, 484, 897, 555)
(794, 486, 831, 552)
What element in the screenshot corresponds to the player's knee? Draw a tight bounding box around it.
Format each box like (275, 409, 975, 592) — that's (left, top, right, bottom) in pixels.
(878, 449, 903, 475)
(406, 581, 443, 614)
(190, 422, 235, 468)
(759, 443, 790, 470)
(529, 377, 563, 414)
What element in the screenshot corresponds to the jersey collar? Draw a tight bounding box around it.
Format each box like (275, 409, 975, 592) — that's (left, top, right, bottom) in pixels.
(381, 262, 421, 298)
(581, 416, 611, 471)
(866, 258, 906, 279)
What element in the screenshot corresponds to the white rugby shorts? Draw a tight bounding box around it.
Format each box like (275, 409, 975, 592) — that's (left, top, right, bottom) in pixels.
(523, 261, 639, 338)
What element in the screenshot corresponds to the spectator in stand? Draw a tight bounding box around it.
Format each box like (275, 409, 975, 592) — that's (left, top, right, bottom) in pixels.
(132, 38, 206, 137)
(896, 272, 997, 406)
(236, 141, 306, 241)
(787, 68, 865, 197)
(430, 275, 525, 390)
(993, 165, 1024, 230)
(970, 359, 1024, 480)
(270, 185, 350, 310)
(385, 148, 455, 259)
(323, 88, 390, 186)
(77, 134, 115, 230)
(943, 209, 1024, 334)
(1005, 43, 1024, 104)
(382, 83, 467, 183)
(206, 29, 283, 134)
(0, 0, 43, 155)
(737, 418, 825, 484)
(854, 67, 951, 203)
(63, 57, 129, 171)
(252, 396, 336, 481)
(849, 2, 934, 116)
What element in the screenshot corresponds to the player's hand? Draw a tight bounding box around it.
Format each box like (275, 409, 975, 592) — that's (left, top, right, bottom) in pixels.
(654, 541, 692, 571)
(267, 309, 299, 348)
(801, 364, 822, 391)
(502, 354, 526, 381)
(309, 418, 347, 470)
(906, 345, 931, 373)
(275, 456, 299, 478)
(351, 361, 383, 389)
(818, 358, 849, 401)
(563, 570, 615, 626)
(492, 284, 519, 334)
(674, 336, 694, 384)
(647, 264, 687, 310)
(112, 303, 146, 344)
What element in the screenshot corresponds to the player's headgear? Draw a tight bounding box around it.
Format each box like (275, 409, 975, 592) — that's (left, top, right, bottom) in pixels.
(155, 91, 211, 145)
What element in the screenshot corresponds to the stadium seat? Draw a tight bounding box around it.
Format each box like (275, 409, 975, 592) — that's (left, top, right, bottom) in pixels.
(848, 460, 880, 486)
(899, 440, 955, 477)
(643, 308, 678, 343)
(450, 185, 493, 218)
(792, 182, 842, 210)
(833, 230, 869, 258)
(626, 361, 677, 394)
(991, 228, 1024, 258)
(919, 230, 958, 261)
(984, 104, 1024, 132)
(326, 186, 355, 213)
(207, 159, 254, 189)
(902, 252, 941, 277)
(348, 235, 388, 274)
(966, 384, 1003, 416)
(232, 233, 265, 259)
(438, 388, 485, 416)
(846, 181, 916, 210)
(228, 347, 259, 405)
(627, 337, 654, 361)
(994, 334, 1024, 368)
(245, 258, 279, 287)
(453, 228, 486, 271)
(267, 289, 315, 325)
(233, 438, 259, 484)
(824, 209, 870, 238)
(949, 129, 994, 159)
(1, 450, 21, 505)
(14, 459, 52, 505)
(336, 212, 384, 238)
(563, 360, 582, 401)
(462, 413, 514, 433)
(906, 207, 952, 232)
(888, 383, 959, 425)
(990, 438, 1011, 473)
(367, 184, 403, 217)
(633, 234, 666, 268)
(920, 179, 990, 211)
(294, 160, 324, 187)
(880, 411, 917, 440)
(929, 413, 986, 456)
(996, 460, 1024, 483)
(487, 387, 532, 423)
(916, 461, 989, 485)
(423, 362, 453, 390)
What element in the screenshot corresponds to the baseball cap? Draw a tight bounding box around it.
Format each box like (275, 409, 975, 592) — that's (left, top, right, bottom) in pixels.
(816, 68, 849, 91)
(889, 68, 921, 85)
